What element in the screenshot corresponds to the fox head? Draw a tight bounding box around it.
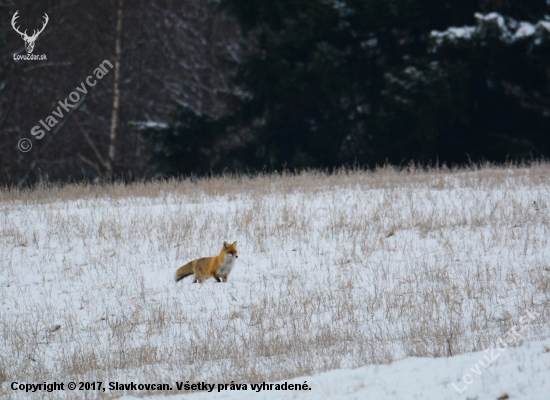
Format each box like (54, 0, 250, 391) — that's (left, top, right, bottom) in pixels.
(222, 241, 238, 259)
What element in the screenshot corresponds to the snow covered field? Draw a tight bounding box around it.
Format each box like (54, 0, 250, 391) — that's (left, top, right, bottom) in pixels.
(124, 338, 550, 400)
(1, 165, 549, 399)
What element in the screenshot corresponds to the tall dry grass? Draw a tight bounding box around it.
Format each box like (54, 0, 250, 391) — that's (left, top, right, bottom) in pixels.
(0, 163, 549, 399)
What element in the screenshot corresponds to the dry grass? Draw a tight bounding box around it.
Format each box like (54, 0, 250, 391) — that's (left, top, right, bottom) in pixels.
(0, 163, 549, 399)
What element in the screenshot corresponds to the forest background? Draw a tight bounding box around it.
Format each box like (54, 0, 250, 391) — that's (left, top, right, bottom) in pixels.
(1, 0, 550, 185)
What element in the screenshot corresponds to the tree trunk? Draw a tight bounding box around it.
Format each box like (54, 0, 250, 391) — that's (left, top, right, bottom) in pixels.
(108, 0, 124, 175)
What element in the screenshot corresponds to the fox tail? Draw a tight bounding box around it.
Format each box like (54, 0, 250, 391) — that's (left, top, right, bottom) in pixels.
(174, 261, 194, 282)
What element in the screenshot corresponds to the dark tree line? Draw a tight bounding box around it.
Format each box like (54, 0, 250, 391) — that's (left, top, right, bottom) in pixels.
(2, 1, 550, 184)
(148, 0, 550, 174)
(0, 0, 243, 185)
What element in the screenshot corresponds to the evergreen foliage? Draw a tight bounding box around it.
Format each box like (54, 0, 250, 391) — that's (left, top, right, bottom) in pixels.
(150, 0, 550, 174)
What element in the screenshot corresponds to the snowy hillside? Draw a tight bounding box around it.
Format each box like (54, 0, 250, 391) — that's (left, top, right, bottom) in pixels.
(1, 166, 549, 399)
(123, 338, 550, 400)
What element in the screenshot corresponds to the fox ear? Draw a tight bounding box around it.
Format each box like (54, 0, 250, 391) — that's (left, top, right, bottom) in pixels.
(223, 241, 228, 249)
(232, 241, 238, 247)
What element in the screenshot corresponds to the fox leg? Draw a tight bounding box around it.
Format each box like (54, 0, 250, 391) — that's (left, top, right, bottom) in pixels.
(222, 276, 228, 282)
(214, 274, 221, 283)
(193, 265, 205, 283)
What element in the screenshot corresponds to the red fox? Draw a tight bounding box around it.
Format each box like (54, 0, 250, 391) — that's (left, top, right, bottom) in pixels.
(174, 241, 238, 284)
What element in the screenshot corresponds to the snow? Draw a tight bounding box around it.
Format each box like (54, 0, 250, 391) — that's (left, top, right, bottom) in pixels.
(130, 121, 169, 130)
(430, 27, 476, 45)
(540, 20, 550, 32)
(122, 338, 550, 399)
(431, 12, 550, 47)
(474, 12, 507, 28)
(1, 168, 549, 399)
(515, 22, 537, 38)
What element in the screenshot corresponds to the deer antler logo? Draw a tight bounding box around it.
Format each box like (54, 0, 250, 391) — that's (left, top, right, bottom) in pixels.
(11, 11, 49, 54)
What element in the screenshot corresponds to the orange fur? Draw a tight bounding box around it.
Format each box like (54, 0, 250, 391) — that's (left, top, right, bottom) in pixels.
(174, 241, 238, 284)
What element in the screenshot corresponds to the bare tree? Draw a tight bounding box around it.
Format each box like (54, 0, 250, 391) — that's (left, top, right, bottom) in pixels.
(108, 0, 124, 175)
(0, 0, 245, 185)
